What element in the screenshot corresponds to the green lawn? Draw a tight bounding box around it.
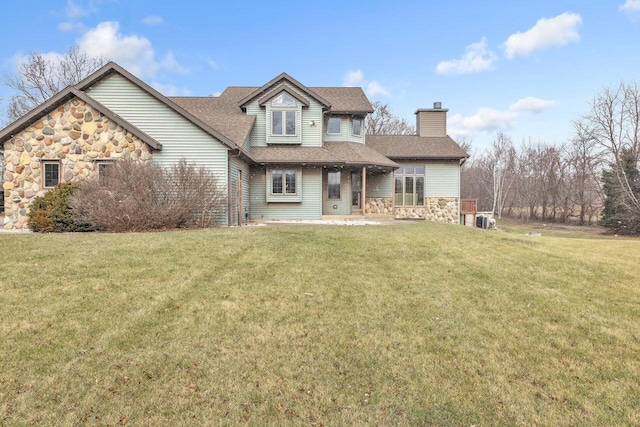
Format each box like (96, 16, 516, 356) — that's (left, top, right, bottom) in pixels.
(1, 222, 639, 426)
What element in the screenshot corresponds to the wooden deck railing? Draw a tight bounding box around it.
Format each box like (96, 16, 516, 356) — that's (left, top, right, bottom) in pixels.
(460, 199, 478, 214)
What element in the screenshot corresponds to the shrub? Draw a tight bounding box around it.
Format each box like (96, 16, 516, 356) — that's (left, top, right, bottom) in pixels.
(28, 182, 92, 232)
(71, 159, 227, 232)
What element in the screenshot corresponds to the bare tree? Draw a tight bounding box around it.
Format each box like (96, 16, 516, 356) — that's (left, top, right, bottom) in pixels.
(585, 81, 640, 217)
(481, 133, 516, 218)
(366, 101, 416, 135)
(566, 120, 604, 225)
(3, 46, 107, 121)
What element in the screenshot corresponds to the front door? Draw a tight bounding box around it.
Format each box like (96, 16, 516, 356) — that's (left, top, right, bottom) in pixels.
(322, 170, 350, 215)
(351, 171, 362, 211)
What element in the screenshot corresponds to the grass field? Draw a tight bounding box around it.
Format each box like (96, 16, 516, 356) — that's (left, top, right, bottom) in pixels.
(1, 222, 639, 425)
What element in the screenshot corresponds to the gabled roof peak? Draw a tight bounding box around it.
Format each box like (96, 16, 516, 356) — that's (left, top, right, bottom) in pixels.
(238, 72, 331, 110)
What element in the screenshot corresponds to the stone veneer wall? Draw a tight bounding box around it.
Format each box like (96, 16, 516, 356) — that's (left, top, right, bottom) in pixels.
(2, 97, 153, 229)
(364, 197, 392, 215)
(394, 197, 459, 223)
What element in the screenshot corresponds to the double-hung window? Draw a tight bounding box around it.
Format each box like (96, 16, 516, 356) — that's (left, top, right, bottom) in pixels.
(271, 169, 297, 195)
(42, 161, 60, 188)
(271, 93, 297, 136)
(394, 165, 425, 206)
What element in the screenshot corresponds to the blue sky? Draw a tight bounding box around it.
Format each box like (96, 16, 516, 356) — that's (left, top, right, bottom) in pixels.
(1, 0, 639, 151)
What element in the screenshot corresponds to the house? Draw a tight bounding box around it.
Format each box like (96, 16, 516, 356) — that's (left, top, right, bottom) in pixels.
(1, 62, 468, 229)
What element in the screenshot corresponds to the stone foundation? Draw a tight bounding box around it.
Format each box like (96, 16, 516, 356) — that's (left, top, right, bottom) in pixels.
(3, 97, 153, 229)
(364, 197, 392, 215)
(394, 198, 459, 223)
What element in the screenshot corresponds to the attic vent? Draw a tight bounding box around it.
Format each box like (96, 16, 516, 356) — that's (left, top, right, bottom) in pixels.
(433, 101, 442, 109)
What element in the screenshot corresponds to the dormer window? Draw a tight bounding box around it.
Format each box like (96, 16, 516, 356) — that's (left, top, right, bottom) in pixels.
(271, 93, 296, 106)
(271, 93, 297, 136)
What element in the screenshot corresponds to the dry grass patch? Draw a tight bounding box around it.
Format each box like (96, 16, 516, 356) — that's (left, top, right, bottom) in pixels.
(1, 223, 639, 425)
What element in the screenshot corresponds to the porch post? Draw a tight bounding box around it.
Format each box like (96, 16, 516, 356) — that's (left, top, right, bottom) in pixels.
(361, 166, 366, 215)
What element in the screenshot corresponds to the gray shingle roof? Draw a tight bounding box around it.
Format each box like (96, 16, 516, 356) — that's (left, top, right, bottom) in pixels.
(365, 135, 469, 160)
(310, 87, 373, 114)
(251, 142, 398, 168)
(171, 85, 374, 146)
(170, 87, 256, 146)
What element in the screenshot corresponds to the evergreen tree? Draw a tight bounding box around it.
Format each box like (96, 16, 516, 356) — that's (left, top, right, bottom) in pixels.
(600, 150, 640, 234)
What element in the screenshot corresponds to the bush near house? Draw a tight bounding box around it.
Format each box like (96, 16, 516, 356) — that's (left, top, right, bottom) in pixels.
(70, 159, 227, 232)
(28, 182, 91, 232)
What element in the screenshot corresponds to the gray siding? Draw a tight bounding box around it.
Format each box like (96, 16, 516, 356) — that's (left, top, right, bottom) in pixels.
(247, 84, 323, 148)
(366, 172, 393, 198)
(85, 73, 231, 225)
(229, 156, 250, 225)
(249, 166, 322, 219)
(85, 74, 229, 179)
(323, 116, 365, 144)
(425, 161, 460, 197)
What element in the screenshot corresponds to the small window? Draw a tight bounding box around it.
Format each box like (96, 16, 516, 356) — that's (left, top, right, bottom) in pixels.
(328, 171, 341, 199)
(97, 162, 114, 185)
(271, 93, 296, 106)
(327, 117, 341, 134)
(43, 162, 60, 188)
(272, 110, 296, 136)
(352, 119, 362, 136)
(272, 169, 297, 195)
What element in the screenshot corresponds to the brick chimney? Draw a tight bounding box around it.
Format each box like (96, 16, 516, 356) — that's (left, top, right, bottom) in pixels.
(415, 102, 448, 137)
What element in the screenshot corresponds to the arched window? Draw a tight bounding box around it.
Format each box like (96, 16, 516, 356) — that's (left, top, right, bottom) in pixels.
(271, 93, 297, 136)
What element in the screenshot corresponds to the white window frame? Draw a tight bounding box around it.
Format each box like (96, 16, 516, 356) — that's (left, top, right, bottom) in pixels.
(271, 110, 297, 136)
(266, 168, 302, 202)
(394, 165, 425, 207)
(270, 93, 298, 137)
(271, 169, 297, 196)
(352, 118, 362, 136)
(42, 161, 60, 188)
(327, 171, 341, 199)
(327, 117, 341, 135)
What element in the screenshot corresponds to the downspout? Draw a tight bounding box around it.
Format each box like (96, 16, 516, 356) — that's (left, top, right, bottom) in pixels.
(228, 149, 244, 226)
(362, 166, 366, 215)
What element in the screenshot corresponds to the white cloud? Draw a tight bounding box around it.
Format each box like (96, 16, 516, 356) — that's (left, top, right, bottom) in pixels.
(620, 0, 640, 13)
(58, 21, 85, 32)
(161, 52, 190, 75)
(366, 81, 390, 97)
(151, 82, 192, 96)
(343, 70, 364, 86)
(207, 59, 219, 70)
(77, 21, 188, 78)
(343, 69, 390, 97)
(78, 22, 157, 77)
(509, 97, 557, 113)
(503, 12, 582, 58)
(448, 97, 556, 138)
(436, 37, 497, 75)
(65, 0, 87, 19)
(142, 15, 163, 25)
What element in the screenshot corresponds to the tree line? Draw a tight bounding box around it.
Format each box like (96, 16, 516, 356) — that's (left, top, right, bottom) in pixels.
(461, 81, 640, 233)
